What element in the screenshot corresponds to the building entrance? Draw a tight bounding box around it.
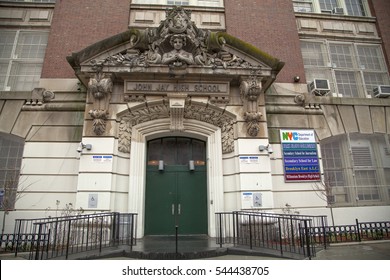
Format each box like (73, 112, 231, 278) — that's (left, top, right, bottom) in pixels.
(144, 137, 208, 235)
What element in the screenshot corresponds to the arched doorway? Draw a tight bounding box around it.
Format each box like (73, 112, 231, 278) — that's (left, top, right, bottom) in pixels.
(144, 137, 208, 235)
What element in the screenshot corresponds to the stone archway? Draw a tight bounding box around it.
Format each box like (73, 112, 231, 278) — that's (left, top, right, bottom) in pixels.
(117, 101, 231, 237)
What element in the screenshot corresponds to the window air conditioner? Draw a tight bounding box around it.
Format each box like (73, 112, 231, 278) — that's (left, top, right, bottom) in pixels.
(308, 79, 331, 96)
(332, 7, 344, 14)
(373, 85, 390, 98)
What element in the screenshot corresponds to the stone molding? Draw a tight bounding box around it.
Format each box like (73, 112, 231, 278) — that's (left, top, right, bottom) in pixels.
(118, 100, 235, 154)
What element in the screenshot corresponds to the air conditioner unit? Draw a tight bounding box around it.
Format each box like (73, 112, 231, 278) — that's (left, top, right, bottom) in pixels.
(332, 7, 344, 14)
(308, 79, 331, 96)
(373, 85, 390, 98)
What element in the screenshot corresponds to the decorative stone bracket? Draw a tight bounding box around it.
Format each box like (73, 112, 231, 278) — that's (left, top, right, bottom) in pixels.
(87, 70, 113, 135)
(168, 93, 187, 131)
(240, 76, 263, 136)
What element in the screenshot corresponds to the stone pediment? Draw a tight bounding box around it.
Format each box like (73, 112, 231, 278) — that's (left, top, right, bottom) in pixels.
(67, 6, 284, 87)
(67, 6, 284, 141)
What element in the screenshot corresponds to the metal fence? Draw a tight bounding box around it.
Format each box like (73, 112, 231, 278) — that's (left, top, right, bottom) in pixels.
(310, 219, 390, 244)
(0, 212, 137, 260)
(216, 211, 328, 259)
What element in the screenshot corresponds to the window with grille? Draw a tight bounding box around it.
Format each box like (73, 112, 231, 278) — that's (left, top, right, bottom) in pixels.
(319, 0, 338, 12)
(0, 133, 24, 211)
(301, 40, 390, 98)
(292, 0, 369, 16)
(0, 31, 48, 91)
(321, 134, 390, 206)
(293, 0, 314, 13)
(345, 0, 366, 16)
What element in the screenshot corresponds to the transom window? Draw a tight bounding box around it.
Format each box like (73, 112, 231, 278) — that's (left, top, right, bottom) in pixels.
(301, 40, 390, 98)
(147, 137, 206, 166)
(321, 133, 390, 206)
(0, 30, 49, 91)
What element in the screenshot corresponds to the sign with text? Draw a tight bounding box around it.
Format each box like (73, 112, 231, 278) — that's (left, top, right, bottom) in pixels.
(280, 130, 320, 182)
(125, 81, 229, 95)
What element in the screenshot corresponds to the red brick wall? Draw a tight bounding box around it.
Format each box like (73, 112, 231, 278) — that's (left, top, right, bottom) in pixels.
(41, 0, 130, 79)
(225, 0, 306, 84)
(369, 0, 390, 70)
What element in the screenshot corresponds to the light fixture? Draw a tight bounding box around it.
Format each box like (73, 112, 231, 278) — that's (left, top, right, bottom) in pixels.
(259, 144, 273, 154)
(77, 142, 92, 153)
(158, 160, 164, 171)
(189, 160, 195, 171)
(293, 76, 300, 83)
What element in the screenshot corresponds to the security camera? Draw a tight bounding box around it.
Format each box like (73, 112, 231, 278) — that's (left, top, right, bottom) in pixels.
(77, 142, 83, 153)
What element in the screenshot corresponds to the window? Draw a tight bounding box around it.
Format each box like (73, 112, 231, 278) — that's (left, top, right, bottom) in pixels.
(321, 134, 390, 206)
(0, 30, 48, 91)
(0, 133, 24, 211)
(292, 0, 369, 16)
(131, 0, 223, 7)
(2, 0, 56, 2)
(345, 0, 366, 16)
(319, 0, 338, 12)
(293, 0, 314, 13)
(301, 40, 390, 98)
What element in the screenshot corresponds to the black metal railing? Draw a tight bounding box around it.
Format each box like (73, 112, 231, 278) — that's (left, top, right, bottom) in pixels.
(0, 212, 137, 260)
(216, 211, 327, 259)
(310, 219, 390, 244)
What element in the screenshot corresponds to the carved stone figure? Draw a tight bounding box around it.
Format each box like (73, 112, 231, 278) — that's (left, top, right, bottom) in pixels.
(162, 34, 194, 66)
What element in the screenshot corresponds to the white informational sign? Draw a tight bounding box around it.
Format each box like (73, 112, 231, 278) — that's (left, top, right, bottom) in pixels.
(239, 156, 260, 164)
(92, 155, 113, 163)
(242, 192, 262, 208)
(88, 194, 98, 208)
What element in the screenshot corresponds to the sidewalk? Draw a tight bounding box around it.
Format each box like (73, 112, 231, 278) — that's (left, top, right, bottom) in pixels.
(312, 240, 390, 260)
(1, 240, 389, 260)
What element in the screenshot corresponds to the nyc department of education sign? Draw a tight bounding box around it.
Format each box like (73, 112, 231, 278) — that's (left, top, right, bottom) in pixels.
(280, 130, 320, 182)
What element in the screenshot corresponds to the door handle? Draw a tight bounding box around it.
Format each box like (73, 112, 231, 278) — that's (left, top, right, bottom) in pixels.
(178, 204, 181, 215)
(172, 204, 175, 215)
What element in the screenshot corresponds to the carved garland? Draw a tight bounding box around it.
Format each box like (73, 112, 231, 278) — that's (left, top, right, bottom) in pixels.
(118, 103, 235, 154)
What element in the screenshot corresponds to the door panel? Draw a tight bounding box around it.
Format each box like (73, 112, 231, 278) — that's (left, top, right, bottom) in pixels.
(177, 168, 207, 234)
(144, 170, 177, 235)
(144, 137, 207, 235)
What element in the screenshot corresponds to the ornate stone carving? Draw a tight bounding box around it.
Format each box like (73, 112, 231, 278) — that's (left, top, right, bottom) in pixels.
(90, 6, 259, 71)
(89, 109, 109, 136)
(87, 69, 113, 135)
(168, 93, 187, 131)
(25, 88, 55, 106)
(243, 112, 263, 137)
(240, 76, 263, 136)
(118, 101, 235, 154)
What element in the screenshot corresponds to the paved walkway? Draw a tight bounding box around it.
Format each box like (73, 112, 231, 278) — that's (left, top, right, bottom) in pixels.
(1, 239, 389, 260)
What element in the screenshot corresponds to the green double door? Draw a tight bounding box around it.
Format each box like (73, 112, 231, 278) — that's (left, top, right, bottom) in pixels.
(144, 137, 208, 235)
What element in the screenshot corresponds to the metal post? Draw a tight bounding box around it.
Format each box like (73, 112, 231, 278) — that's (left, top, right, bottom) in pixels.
(175, 225, 179, 255)
(35, 223, 43, 260)
(130, 214, 134, 251)
(304, 220, 312, 260)
(99, 217, 104, 253)
(14, 219, 22, 257)
(321, 216, 327, 249)
(65, 220, 71, 260)
(249, 214, 252, 250)
(356, 218, 361, 242)
(278, 218, 283, 256)
(219, 213, 223, 248)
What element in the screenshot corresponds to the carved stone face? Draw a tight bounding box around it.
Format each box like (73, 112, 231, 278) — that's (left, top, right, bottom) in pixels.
(172, 38, 183, 51)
